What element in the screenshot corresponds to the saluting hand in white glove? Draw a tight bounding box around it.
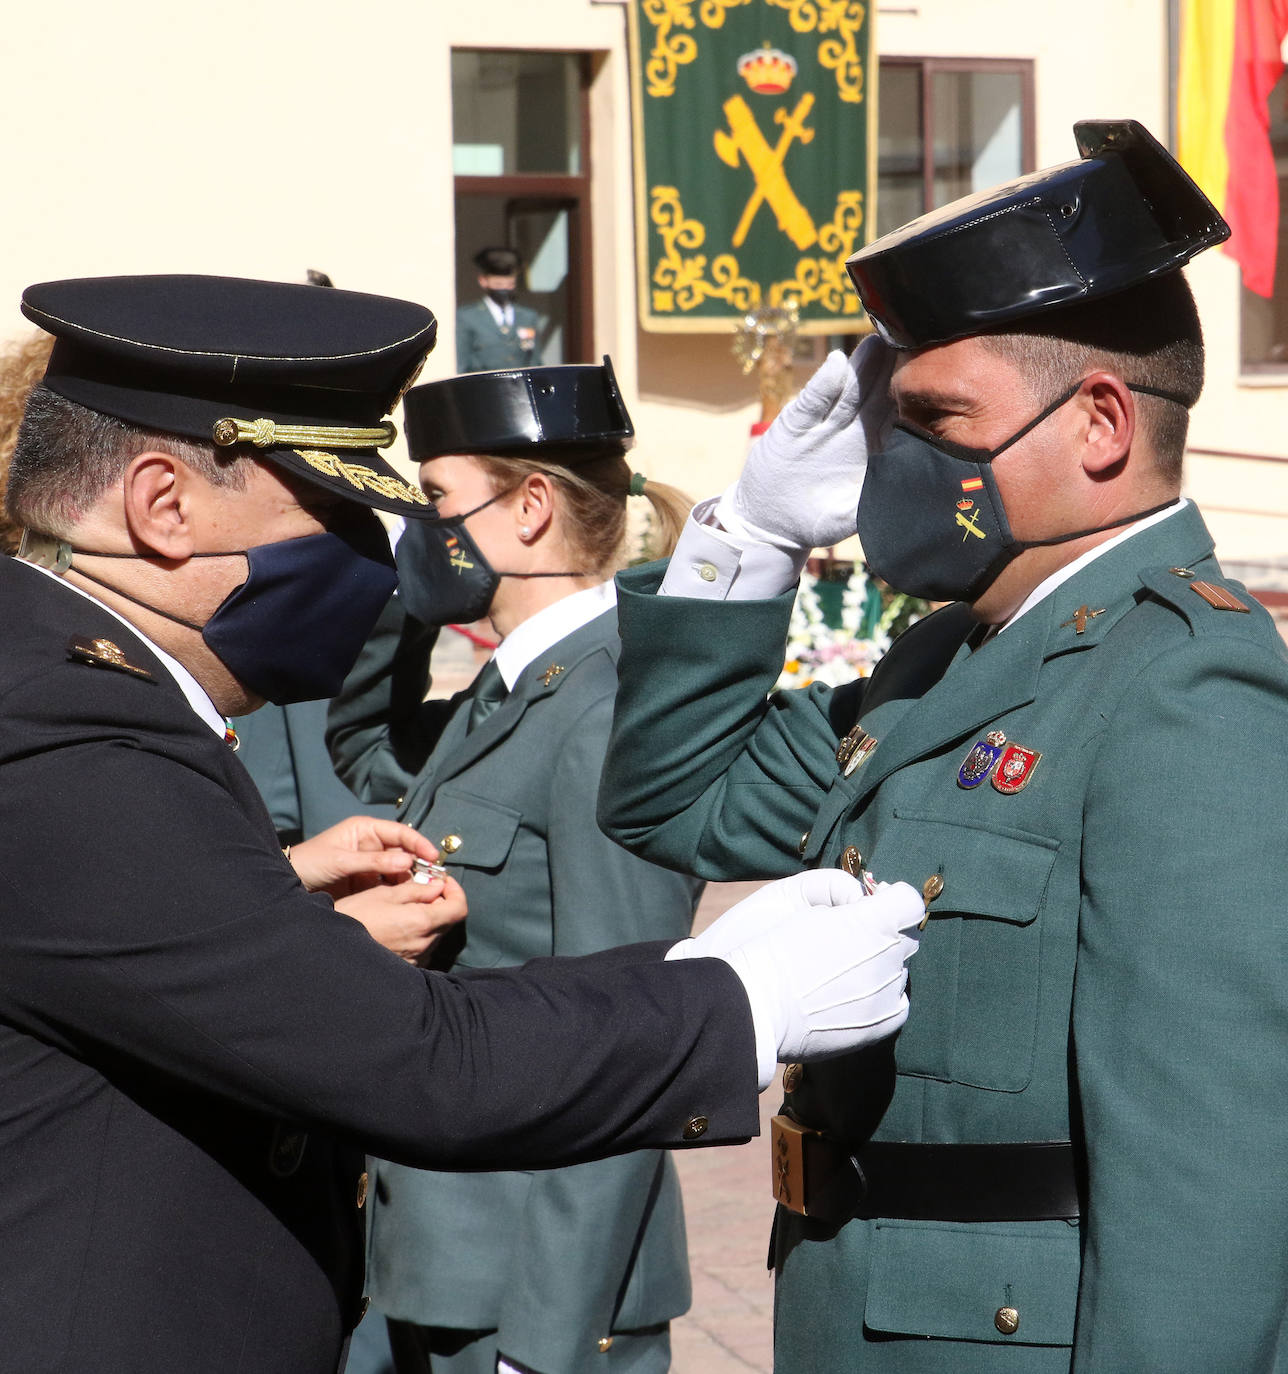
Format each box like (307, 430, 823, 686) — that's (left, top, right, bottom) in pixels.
(669, 870, 921, 1089)
(715, 336, 897, 556)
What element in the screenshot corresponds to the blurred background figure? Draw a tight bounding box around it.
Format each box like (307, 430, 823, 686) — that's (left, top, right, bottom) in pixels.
(456, 246, 545, 372)
(328, 361, 696, 1374)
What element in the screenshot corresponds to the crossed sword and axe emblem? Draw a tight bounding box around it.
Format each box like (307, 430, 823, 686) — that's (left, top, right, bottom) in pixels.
(714, 92, 818, 250)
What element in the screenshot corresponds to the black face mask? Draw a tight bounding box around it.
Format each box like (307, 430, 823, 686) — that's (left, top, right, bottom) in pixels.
(857, 379, 1185, 602)
(395, 490, 582, 627)
(484, 287, 516, 309)
(52, 511, 398, 703)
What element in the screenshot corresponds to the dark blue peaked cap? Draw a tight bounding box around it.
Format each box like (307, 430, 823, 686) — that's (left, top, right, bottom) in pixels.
(403, 357, 634, 463)
(846, 120, 1230, 350)
(20, 273, 439, 518)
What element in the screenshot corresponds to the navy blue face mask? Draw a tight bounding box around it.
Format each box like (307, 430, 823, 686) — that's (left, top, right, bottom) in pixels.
(857, 378, 1185, 603)
(64, 512, 398, 703)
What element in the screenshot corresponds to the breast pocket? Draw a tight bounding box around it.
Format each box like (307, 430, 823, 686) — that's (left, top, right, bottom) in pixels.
(879, 812, 1060, 1093)
(420, 787, 523, 874)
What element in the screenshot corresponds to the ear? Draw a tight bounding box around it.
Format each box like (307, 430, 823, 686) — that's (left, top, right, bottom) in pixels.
(515, 471, 555, 540)
(1077, 372, 1135, 477)
(120, 450, 201, 560)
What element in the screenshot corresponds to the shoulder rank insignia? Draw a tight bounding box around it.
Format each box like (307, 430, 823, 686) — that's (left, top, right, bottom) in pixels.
(836, 725, 878, 777)
(992, 743, 1042, 794)
(67, 635, 155, 682)
(958, 730, 1006, 789)
(1189, 581, 1250, 613)
(540, 663, 565, 687)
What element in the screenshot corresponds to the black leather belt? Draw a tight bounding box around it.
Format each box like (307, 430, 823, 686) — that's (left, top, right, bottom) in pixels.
(771, 1116, 1080, 1223)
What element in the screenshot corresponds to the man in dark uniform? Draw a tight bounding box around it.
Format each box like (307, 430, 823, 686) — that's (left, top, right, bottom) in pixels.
(599, 122, 1288, 1370)
(0, 273, 923, 1374)
(456, 246, 545, 372)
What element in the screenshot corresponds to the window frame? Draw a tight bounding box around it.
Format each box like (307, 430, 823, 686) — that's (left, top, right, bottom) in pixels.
(451, 48, 595, 362)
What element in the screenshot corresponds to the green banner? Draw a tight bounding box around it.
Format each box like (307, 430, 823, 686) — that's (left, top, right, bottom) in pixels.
(629, 0, 875, 334)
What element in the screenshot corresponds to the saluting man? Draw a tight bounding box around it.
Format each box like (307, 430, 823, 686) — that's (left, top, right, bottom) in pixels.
(599, 121, 1288, 1371)
(456, 246, 546, 373)
(0, 273, 923, 1373)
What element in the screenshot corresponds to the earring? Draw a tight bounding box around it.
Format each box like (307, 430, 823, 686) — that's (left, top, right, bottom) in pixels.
(519, 525, 531, 538)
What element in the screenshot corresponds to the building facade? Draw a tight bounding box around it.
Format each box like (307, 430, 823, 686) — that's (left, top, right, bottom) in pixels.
(0, 0, 1284, 596)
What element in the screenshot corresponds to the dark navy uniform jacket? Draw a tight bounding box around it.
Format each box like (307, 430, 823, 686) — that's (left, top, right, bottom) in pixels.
(0, 556, 757, 1374)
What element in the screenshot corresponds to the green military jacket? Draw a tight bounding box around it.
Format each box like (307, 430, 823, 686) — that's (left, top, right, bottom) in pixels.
(329, 600, 699, 1374)
(600, 505, 1288, 1372)
(455, 299, 544, 373)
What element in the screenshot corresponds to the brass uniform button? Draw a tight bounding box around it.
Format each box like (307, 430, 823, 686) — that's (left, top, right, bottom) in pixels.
(356, 1171, 369, 1209)
(798, 830, 810, 856)
(698, 561, 719, 583)
(840, 845, 864, 878)
(597, 1336, 614, 1353)
(682, 1115, 709, 1140)
(994, 1306, 1020, 1335)
(782, 1063, 803, 1094)
(441, 834, 463, 854)
(395, 795, 404, 807)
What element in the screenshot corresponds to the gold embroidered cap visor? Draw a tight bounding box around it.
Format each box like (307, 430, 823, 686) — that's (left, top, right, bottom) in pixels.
(21, 273, 440, 519)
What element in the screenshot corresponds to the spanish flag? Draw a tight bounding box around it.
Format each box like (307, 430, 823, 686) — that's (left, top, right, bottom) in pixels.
(1177, 0, 1288, 297)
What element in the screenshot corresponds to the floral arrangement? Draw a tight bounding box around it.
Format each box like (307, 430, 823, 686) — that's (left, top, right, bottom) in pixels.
(776, 562, 925, 690)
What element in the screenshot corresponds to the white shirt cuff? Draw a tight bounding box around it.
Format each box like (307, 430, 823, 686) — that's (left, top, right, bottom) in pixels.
(658, 498, 806, 601)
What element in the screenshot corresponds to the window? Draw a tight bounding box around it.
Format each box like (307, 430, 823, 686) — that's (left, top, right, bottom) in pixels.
(877, 58, 1035, 235)
(452, 50, 592, 366)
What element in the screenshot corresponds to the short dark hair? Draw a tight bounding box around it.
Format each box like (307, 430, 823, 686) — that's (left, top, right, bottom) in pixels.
(6, 384, 246, 536)
(978, 272, 1204, 482)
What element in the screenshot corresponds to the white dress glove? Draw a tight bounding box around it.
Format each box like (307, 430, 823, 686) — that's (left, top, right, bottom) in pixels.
(669, 871, 921, 1088)
(715, 336, 897, 556)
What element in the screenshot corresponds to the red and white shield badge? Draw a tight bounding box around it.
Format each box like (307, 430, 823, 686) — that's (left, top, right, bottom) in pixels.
(991, 743, 1041, 794)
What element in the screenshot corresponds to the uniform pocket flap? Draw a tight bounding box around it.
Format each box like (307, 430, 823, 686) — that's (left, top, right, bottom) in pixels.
(421, 787, 522, 871)
(865, 1219, 1079, 1346)
(887, 812, 1059, 926)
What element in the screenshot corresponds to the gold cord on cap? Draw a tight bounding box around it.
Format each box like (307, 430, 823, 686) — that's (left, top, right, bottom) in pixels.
(212, 417, 397, 450)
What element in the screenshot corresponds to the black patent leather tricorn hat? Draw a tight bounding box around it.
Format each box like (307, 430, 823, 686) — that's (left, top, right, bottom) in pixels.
(403, 357, 634, 463)
(846, 120, 1230, 350)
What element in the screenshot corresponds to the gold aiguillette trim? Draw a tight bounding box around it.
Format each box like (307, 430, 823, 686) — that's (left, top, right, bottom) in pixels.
(212, 417, 397, 450)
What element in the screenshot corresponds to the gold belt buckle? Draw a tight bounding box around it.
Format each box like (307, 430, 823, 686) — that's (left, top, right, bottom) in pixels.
(771, 1114, 864, 1220)
(771, 1114, 819, 1215)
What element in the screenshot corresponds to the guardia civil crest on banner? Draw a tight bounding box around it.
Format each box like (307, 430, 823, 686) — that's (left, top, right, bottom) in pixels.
(628, 0, 875, 334)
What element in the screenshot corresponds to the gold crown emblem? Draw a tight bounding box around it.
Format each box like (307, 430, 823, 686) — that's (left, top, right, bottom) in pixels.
(737, 45, 797, 95)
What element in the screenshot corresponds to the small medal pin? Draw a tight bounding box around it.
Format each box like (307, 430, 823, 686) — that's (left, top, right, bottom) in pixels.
(836, 726, 878, 777)
(957, 730, 1006, 789)
(67, 635, 155, 682)
(991, 743, 1042, 794)
(411, 857, 448, 885)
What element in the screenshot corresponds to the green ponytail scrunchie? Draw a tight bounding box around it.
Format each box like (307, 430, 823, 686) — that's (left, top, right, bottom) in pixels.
(628, 472, 648, 496)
